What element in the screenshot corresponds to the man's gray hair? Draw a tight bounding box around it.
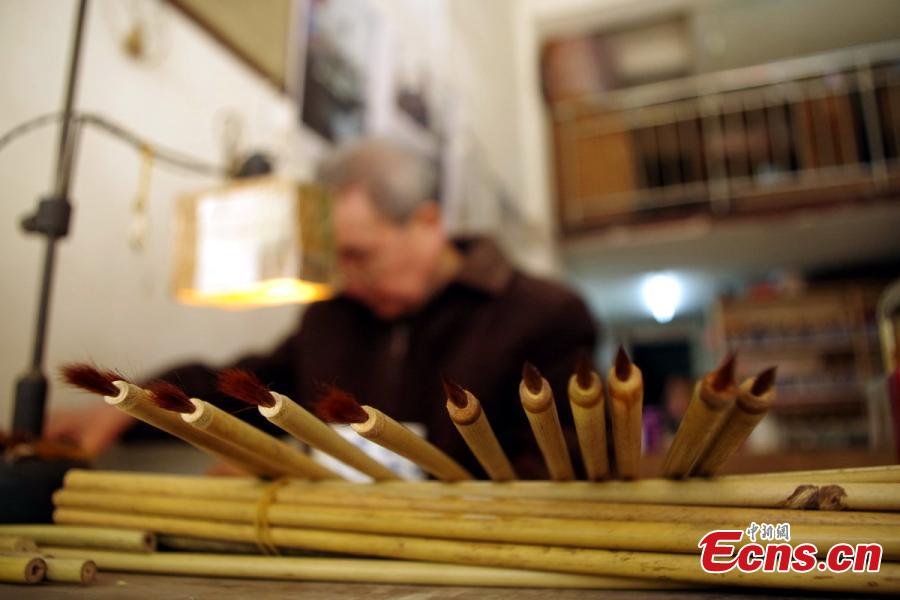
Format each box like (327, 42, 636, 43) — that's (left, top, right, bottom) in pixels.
(317, 138, 438, 223)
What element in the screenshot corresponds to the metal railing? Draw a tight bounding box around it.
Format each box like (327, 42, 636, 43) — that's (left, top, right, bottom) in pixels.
(553, 40, 900, 232)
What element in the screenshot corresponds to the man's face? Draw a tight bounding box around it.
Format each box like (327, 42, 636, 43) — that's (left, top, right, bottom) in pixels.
(332, 186, 440, 319)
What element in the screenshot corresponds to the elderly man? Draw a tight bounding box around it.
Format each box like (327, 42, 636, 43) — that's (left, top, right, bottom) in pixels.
(52, 138, 597, 478)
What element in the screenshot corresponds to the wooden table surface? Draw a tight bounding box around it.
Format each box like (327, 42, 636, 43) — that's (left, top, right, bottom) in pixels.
(0, 574, 875, 599)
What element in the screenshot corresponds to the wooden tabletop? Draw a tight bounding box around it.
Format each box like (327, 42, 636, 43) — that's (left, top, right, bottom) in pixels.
(0, 573, 876, 599)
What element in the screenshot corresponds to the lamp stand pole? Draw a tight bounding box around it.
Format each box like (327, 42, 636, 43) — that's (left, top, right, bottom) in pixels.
(12, 0, 88, 436)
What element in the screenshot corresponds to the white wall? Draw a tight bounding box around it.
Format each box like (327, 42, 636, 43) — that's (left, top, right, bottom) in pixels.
(0, 0, 531, 429)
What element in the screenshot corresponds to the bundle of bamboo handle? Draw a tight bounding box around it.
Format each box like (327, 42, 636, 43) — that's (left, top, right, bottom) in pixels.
(692, 368, 776, 477)
(607, 347, 643, 479)
(50, 489, 900, 558)
(52, 507, 900, 594)
(0, 524, 155, 552)
(567, 356, 609, 480)
(519, 362, 574, 480)
(444, 379, 516, 481)
(41, 547, 685, 590)
(0, 555, 46, 584)
(662, 353, 737, 479)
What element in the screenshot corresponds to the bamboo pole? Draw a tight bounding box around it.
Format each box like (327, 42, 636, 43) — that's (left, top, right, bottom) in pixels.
(271, 489, 900, 526)
(0, 555, 45, 584)
(519, 362, 574, 480)
(50, 489, 900, 558)
(41, 547, 686, 590)
(607, 347, 643, 479)
(724, 464, 900, 484)
(55, 477, 900, 525)
(0, 525, 155, 552)
(0, 537, 38, 554)
(61, 469, 900, 511)
(567, 357, 609, 481)
(52, 508, 900, 594)
(43, 557, 96, 585)
(444, 380, 516, 481)
(662, 353, 737, 479)
(182, 398, 341, 480)
(302, 480, 900, 511)
(351, 405, 472, 482)
(692, 368, 776, 477)
(105, 381, 280, 477)
(259, 391, 400, 481)
(64, 469, 264, 500)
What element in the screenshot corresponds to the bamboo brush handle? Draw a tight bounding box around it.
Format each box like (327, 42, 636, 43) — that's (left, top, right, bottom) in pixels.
(446, 391, 516, 481)
(53, 508, 900, 594)
(0, 524, 155, 552)
(64, 469, 264, 501)
(692, 378, 774, 477)
(59, 469, 900, 511)
(184, 399, 341, 480)
(723, 464, 900, 483)
(352, 406, 472, 481)
(606, 364, 643, 479)
(297, 479, 900, 511)
(568, 372, 609, 481)
(0, 555, 46, 584)
(260, 392, 400, 481)
(106, 382, 281, 477)
(519, 379, 574, 481)
(0, 537, 38, 554)
(41, 547, 685, 590)
(43, 557, 96, 585)
(51, 489, 900, 558)
(274, 487, 900, 526)
(662, 379, 734, 479)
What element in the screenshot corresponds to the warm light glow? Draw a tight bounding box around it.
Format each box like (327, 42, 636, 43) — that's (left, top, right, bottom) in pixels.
(641, 273, 682, 323)
(176, 278, 333, 310)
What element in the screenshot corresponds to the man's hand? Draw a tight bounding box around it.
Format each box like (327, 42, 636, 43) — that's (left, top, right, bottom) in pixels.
(44, 405, 134, 457)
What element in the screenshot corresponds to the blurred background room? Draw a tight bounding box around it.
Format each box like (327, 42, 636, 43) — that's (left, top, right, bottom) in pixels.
(2, 0, 899, 475)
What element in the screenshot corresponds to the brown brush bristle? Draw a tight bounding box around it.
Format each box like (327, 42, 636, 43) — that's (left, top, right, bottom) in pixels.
(574, 352, 594, 389)
(442, 377, 468, 409)
(315, 386, 369, 424)
(147, 381, 195, 414)
(614, 346, 631, 380)
(59, 363, 120, 396)
(217, 368, 275, 408)
(751, 366, 777, 396)
(522, 361, 543, 394)
(710, 351, 737, 391)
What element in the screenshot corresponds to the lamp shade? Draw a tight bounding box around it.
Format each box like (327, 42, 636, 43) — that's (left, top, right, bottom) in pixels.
(172, 176, 335, 308)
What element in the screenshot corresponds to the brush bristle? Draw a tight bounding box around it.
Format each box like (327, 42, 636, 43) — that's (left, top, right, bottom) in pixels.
(710, 351, 737, 391)
(442, 377, 468, 409)
(751, 366, 777, 396)
(574, 352, 594, 389)
(315, 386, 368, 424)
(217, 368, 275, 408)
(59, 363, 121, 396)
(614, 345, 631, 380)
(522, 361, 543, 394)
(147, 381, 195, 414)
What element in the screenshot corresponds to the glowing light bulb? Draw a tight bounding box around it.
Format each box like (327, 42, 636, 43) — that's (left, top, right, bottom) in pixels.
(642, 273, 682, 323)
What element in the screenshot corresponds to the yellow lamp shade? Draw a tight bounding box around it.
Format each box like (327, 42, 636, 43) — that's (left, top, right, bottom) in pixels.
(172, 176, 335, 309)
